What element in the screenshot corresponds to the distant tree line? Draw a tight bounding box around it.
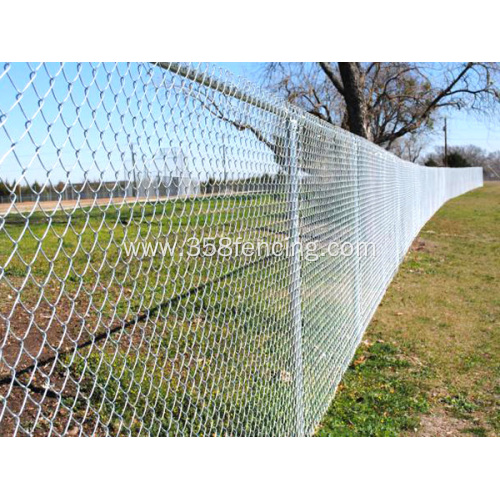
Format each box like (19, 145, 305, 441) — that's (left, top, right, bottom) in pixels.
(0, 179, 134, 202)
(0, 180, 71, 197)
(200, 174, 282, 195)
(0, 180, 47, 199)
(423, 145, 500, 169)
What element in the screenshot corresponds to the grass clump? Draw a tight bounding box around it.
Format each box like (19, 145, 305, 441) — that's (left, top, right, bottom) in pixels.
(316, 340, 428, 436)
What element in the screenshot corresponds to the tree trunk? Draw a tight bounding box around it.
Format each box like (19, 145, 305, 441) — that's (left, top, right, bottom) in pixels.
(338, 63, 371, 141)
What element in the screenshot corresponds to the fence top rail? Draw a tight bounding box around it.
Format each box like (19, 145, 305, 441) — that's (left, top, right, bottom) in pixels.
(154, 62, 289, 118)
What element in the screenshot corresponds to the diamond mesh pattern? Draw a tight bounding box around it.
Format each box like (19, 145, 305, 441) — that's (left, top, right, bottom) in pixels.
(0, 62, 483, 436)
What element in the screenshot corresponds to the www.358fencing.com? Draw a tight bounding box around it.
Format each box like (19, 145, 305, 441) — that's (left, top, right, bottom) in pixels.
(121, 237, 378, 261)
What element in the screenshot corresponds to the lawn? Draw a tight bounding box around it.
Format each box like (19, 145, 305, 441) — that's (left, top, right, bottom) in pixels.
(0, 193, 299, 436)
(0, 179, 368, 436)
(316, 182, 500, 437)
(2, 182, 497, 436)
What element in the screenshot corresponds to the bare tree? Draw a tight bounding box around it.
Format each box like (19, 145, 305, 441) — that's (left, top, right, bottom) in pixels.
(263, 63, 500, 150)
(391, 132, 429, 163)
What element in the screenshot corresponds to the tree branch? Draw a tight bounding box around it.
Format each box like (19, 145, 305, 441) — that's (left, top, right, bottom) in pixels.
(318, 62, 345, 96)
(377, 63, 477, 144)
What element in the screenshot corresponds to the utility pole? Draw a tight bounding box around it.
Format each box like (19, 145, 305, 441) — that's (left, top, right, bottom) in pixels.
(443, 118, 448, 167)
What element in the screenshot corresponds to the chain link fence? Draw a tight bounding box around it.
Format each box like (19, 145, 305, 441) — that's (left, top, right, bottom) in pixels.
(0, 62, 483, 436)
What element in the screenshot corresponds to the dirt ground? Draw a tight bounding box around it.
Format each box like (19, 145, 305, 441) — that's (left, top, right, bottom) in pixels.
(0, 195, 183, 216)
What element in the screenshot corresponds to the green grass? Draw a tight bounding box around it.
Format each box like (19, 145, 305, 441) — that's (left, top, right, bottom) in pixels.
(316, 182, 500, 437)
(0, 193, 292, 335)
(316, 340, 429, 436)
(1, 193, 301, 435)
(3, 183, 498, 436)
(1, 188, 367, 436)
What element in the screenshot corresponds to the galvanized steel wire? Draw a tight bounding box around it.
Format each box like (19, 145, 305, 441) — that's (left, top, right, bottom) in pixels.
(0, 62, 483, 436)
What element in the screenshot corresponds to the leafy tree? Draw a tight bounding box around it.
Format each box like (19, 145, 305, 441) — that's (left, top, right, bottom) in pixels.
(0, 180, 13, 197)
(423, 145, 492, 168)
(31, 180, 42, 193)
(447, 151, 470, 168)
(425, 157, 440, 167)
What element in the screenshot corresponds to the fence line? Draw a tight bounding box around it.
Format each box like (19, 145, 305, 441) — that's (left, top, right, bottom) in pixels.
(0, 62, 483, 436)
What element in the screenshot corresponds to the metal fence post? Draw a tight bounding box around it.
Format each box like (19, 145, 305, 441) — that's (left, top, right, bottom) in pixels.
(354, 138, 362, 344)
(288, 116, 305, 437)
(395, 160, 401, 264)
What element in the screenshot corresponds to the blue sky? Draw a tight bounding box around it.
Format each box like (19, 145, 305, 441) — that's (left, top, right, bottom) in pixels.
(1, 62, 498, 189)
(0, 63, 283, 187)
(218, 62, 500, 154)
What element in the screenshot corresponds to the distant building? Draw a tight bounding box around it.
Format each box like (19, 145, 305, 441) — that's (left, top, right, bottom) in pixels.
(137, 148, 200, 198)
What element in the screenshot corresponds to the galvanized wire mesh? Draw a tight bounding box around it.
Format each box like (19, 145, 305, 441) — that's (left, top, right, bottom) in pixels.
(0, 62, 483, 436)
